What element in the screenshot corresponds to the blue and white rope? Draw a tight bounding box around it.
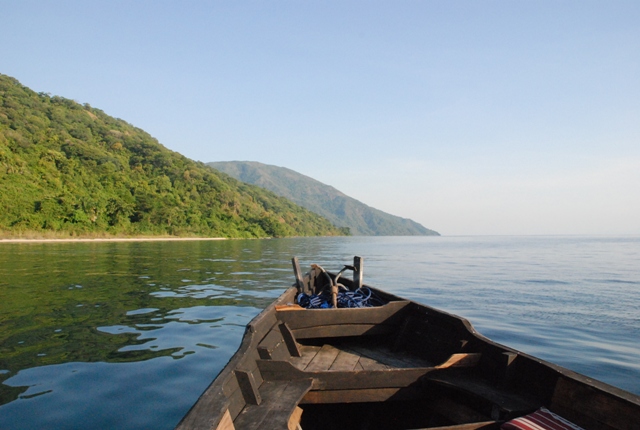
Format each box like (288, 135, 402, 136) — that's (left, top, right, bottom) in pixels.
(297, 286, 386, 309)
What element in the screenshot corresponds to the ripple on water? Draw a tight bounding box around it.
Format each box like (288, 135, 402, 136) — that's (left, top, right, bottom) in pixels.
(1, 236, 638, 430)
(1, 304, 260, 430)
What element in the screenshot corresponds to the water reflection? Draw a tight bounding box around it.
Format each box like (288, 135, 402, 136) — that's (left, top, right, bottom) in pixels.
(1, 236, 638, 430)
(0, 239, 333, 429)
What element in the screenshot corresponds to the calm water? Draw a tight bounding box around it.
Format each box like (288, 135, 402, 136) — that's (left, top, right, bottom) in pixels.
(0, 236, 638, 429)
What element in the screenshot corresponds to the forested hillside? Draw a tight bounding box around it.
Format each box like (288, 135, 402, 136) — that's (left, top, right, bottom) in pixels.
(0, 74, 344, 238)
(209, 161, 440, 236)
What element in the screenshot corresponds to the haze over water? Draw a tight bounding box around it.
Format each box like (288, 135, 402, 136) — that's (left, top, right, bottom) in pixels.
(0, 236, 638, 429)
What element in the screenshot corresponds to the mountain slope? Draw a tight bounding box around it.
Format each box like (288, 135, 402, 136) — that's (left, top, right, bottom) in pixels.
(0, 74, 344, 238)
(208, 161, 439, 236)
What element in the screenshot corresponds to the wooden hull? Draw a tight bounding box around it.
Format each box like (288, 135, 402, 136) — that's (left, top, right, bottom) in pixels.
(176, 283, 640, 430)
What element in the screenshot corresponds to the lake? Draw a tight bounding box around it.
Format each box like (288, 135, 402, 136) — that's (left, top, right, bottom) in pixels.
(0, 236, 638, 429)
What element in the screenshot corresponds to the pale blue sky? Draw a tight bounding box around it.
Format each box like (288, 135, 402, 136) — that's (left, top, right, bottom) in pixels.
(2, 1, 639, 235)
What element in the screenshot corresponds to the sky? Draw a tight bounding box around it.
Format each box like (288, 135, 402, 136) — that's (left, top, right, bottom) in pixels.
(1, 1, 639, 235)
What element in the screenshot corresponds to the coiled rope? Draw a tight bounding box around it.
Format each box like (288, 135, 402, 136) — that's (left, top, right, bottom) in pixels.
(297, 286, 386, 309)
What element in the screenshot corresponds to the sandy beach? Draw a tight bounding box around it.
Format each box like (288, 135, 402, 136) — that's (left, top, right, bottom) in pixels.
(0, 237, 227, 244)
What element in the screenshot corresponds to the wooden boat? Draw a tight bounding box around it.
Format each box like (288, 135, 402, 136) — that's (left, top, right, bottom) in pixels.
(176, 257, 640, 430)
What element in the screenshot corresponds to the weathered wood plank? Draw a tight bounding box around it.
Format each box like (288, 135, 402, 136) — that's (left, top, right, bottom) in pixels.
(257, 329, 284, 360)
(329, 350, 361, 371)
(249, 311, 278, 342)
(435, 353, 482, 369)
(272, 342, 291, 361)
(551, 376, 640, 430)
(304, 344, 341, 372)
(357, 355, 388, 370)
(178, 282, 640, 430)
(235, 370, 261, 406)
(346, 343, 432, 368)
(240, 349, 263, 387)
(257, 359, 435, 390)
(278, 323, 301, 357)
(352, 256, 363, 289)
(175, 290, 299, 429)
(292, 323, 395, 339)
(233, 380, 312, 430)
(311, 367, 435, 391)
(424, 372, 539, 416)
(233, 381, 289, 429)
(227, 387, 247, 422)
(175, 385, 233, 430)
(290, 345, 320, 370)
(399, 306, 478, 364)
(291, 257, 305, 294)
(256, 327, 290, 362)
(287, 406, 303, 430)
(257, 381, 313, 430)
(222, 373, 240, 398)
(214, 409, 235, 430)
(301, 388, 404, 404)
(276, 300, 410, 329)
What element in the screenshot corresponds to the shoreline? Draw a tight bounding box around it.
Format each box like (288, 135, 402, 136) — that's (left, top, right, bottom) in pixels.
(0, 237, 228, 244)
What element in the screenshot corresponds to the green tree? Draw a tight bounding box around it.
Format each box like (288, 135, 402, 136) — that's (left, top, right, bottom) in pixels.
(0, 73, 346, 239)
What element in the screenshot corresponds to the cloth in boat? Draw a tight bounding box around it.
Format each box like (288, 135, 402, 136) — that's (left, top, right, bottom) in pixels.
(501, 407, 584, 430)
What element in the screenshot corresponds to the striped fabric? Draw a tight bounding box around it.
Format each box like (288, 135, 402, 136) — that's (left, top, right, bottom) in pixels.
(501, 407, 585, 430)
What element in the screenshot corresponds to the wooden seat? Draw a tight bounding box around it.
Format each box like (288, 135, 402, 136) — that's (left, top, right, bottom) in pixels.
(423, 372, 539, 420)
(290, 342, 434, 372)
(232, 379, 312, 430)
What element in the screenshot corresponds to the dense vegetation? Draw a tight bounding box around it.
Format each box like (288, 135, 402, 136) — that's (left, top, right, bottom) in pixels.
(0, 74, 345, 238)
(209, 161, 440, 236)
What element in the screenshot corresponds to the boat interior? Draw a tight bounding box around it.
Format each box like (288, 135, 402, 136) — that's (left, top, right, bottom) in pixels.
(176, 258, 640, 430)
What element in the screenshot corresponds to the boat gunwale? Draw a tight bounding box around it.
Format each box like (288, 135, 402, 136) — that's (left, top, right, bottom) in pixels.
(176, 280, 640, 430)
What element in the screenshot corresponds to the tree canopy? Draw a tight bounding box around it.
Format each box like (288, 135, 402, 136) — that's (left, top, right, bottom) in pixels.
(0, 74, 345, 238)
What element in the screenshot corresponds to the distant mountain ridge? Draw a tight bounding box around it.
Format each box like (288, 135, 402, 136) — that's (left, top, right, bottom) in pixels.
(208, 161, 439, 236)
